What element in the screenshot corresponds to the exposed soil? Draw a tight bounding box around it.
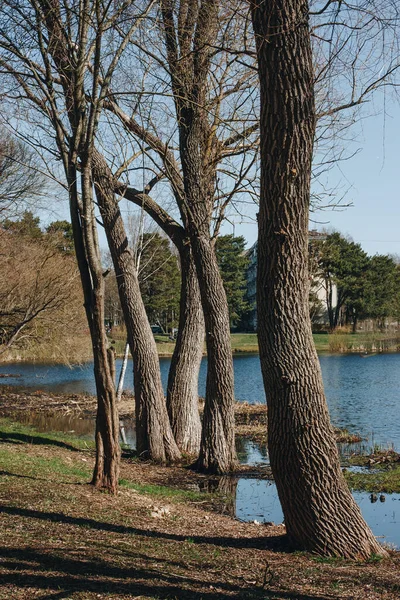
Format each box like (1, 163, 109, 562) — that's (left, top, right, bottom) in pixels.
(1, 424, 400, 600)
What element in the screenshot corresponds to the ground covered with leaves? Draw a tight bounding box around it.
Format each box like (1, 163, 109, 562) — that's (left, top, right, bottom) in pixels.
(0, 415, 400, 600)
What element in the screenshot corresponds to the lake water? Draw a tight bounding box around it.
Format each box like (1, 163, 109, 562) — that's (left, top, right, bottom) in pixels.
(2, 352, 400, 549)
(2, 352, 400, 449)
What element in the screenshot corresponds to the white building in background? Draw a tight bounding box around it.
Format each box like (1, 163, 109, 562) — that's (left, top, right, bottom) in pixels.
(245, 231, 337, 331)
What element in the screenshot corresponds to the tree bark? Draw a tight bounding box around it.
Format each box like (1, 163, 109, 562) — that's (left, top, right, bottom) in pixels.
(160, 0, 238, 473)
(119, 186, 204, 456)
(92, 149, 181, 463)
(36, 0, 121, 493)
(251, 0, 386, 558)
(166, 241, 204, 455)
(69, 165, 120, 493)
(191, 234, 237, 473)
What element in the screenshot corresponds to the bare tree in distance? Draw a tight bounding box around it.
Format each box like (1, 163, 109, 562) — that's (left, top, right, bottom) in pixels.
(251, 0, 389, 558)
(0, 130, 46, 219)
(0, 227, 86, 357)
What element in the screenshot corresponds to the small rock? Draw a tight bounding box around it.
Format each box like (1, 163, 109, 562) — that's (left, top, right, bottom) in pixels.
(379, 494, 386, 502)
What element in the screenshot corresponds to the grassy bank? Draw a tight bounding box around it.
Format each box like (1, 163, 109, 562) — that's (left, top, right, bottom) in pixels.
(153, 331, 400, 356)
(2, 331, 400, 363)
(114, 331, 400, 356)
(1, 417, 400, 599)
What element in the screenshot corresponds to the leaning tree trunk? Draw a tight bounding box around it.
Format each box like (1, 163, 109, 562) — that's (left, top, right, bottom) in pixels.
(251, 0, 386, 558)
(69, 165, 120, 493)
(92, 150, 181, 463)
(166, 242, 204, 455)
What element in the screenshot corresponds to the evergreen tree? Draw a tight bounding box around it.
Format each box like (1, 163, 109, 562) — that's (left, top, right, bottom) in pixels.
(215, 235, 250, 328)
(315, 232, 369, 329)
(362, 255, 397, 328)
(138, 233, 181, 332)
(46, 220, 74, 253)
(2, 210, 42, 239)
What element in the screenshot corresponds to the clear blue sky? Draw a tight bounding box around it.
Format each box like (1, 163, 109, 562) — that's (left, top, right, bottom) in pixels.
(233, 98, 400, 258)
(46, 97, 399, 259)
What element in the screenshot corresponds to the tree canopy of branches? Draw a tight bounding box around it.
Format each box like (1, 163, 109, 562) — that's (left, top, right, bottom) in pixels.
(0, 130, 45, 219)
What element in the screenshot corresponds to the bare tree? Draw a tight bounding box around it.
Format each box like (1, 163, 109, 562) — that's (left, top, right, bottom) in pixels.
(251, 0, 388, 558)
(0, 228, 86, 357)
(0, 130, 45, 219)
(100, 0, 259, 472)
(0, 0, 154, 491)
(92, 149, 181, 462)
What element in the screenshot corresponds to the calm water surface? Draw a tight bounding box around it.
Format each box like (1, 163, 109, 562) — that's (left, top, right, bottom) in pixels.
(2, 352, 400, 449)
(2, 352, 400, 549)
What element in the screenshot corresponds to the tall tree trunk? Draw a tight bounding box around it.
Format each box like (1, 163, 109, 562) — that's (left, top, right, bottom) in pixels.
(167, 242, 203, 455)
(90, 311, 120, 492)
(69, 165, 120, 493)
(118, 182, 205, 457)
(191, 233, 237, 473)
(92, 150, 181, 463)
(160, 0, 237, 473)
(251, 0, 386, 558)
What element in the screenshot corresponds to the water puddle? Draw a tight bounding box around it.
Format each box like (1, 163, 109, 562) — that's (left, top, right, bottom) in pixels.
(235, 477, 400, 549)
(9, 410, 95, 439)
(3, 410, 399, 549)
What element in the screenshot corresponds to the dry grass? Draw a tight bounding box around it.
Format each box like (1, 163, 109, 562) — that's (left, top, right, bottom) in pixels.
(1, 423, 400, 600)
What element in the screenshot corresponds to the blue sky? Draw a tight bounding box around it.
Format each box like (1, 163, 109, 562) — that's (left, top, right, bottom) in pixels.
(47, 97, 399, 259)
(233, 97, 400, 257)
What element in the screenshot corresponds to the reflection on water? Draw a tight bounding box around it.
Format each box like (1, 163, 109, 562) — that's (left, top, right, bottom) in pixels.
(9, 410, 138, 448)
(236, 478, 400, 549)
(10, 410, 95, 439)
(2, 352, 400, 450)
(3, 408, 400, 550)
(236, 437, 269, 465)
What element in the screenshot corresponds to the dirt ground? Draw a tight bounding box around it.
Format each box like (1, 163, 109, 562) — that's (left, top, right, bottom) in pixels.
(0, 384, 399, 599)
(1, 431, 400, 600)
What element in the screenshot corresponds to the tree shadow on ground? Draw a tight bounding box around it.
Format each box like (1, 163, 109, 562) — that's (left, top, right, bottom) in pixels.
(0, 546, 335, 600)
(0, 504, 286, 551)
(0, 470, 43, 480)
(0, 431, 80, 452)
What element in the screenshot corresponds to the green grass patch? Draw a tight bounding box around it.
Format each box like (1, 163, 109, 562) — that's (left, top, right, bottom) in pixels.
(230, 333, 258, 352)
(119, 479, 210, 502)
(344, 464, 400, 493)
(0, 416, 94, 451)
(0, 446, 90, 481)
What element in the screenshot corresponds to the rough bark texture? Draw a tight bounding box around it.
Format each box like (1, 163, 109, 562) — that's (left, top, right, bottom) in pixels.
(251, 0, 386, 558)
(38, 0, 121, 493)
(118, 186, 204, 456)
(90, 312, 120, 493)
(161, 0, 237, 473)
(166, 242, 204, 455)
(191, 234, 237, 473)
(92, 150, 181, 463)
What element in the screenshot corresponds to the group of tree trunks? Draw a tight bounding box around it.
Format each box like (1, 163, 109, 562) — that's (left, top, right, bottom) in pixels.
(0, 0, 389, 559)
